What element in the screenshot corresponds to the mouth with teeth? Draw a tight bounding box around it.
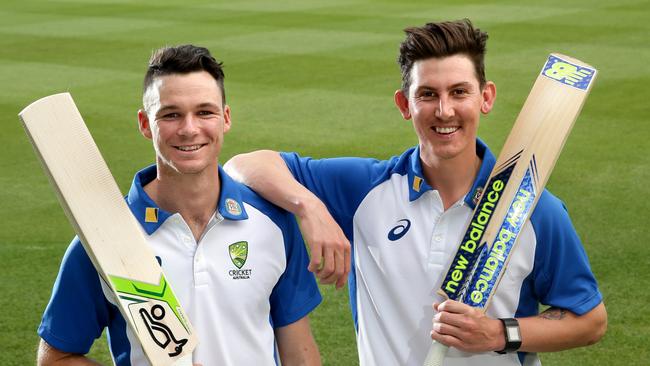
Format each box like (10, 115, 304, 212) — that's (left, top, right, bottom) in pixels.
(433, 126, 460, 135)
(175, 144, 205, 152)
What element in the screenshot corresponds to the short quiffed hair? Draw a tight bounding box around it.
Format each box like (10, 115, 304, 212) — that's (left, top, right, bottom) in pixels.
(398, 19, 488, 94)
(143, 44, 226, 104)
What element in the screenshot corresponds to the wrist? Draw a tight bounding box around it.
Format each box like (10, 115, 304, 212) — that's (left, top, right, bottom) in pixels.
(495, 318, 522, 354)
(294, 194, 324, 219)
(493, 318, 507, 352)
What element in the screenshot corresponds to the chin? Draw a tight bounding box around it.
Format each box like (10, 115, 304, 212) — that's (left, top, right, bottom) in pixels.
(176, 163, 213, 175)
(158, 160, 209, 176)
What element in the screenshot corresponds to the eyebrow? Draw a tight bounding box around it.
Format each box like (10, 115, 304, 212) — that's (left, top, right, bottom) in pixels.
(156, 102, 222, 116)
(416, 81, 475, 92)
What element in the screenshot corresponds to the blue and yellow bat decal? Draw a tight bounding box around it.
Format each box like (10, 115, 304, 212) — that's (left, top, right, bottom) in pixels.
(542, 55, 595, 90)
(463, 160, 539, 308)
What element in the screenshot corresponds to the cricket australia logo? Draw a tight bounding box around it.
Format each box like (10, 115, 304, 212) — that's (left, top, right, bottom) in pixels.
(228, 241, 252, 279)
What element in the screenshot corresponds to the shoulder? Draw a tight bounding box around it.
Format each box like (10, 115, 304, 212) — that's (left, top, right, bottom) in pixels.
(280, 148, 413, 186)
(530, 189, 573, 231)
(237, 182, 296, 230)
(529, 189, 585, 263)
(62, 237, 97, 273)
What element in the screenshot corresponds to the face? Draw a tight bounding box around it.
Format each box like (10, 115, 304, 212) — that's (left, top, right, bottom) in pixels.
(394, 55, 495, 165)
(138, 71, 231, 177)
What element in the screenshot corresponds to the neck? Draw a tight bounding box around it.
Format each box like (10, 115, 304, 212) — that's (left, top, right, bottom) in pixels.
(144, 163, 220, 241)
(420, 146, 481, 211)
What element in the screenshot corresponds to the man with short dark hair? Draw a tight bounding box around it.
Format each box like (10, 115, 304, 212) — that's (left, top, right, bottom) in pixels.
(37, 45, 322, 366)
(225, 19, 606, 365)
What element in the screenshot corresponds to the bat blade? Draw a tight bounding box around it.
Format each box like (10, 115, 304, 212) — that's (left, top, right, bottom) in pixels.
(423, 54, 597, 366)
(20, 93, 197, 366)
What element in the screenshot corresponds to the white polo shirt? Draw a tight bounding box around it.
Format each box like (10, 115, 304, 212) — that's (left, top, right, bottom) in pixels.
(39, 165, 321, 366)
(281, 140, 602, 366)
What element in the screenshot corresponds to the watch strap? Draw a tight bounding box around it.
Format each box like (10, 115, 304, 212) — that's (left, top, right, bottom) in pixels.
(496, 318, 521, 354)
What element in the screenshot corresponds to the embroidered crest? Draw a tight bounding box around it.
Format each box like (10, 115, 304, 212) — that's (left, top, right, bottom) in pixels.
(228, 241, 248, 269)
(225, 198, 242, 216)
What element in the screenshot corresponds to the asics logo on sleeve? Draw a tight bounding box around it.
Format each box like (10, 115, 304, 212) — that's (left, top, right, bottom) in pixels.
(388, 219, 411, 241)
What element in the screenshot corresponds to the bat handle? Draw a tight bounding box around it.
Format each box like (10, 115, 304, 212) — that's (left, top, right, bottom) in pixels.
(171, 354, 194, 366)
(422, 340, 448, 366)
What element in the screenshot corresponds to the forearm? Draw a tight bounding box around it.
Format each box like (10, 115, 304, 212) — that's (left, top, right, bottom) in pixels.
(517, 302, 607, 352)
(432, 300, 607, 354)
(37, 340, 102, 366)
(226, 150, 351, 288)
(224, 150, 320, 218)
(275, 317, 321, 366)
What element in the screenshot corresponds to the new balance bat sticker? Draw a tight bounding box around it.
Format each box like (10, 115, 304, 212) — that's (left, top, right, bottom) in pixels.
(423, 54, 597, 366)
(19, 93, 197, 366)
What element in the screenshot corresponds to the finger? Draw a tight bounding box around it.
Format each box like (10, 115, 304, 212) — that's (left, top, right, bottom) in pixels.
(336, 242, 351, 289)
(432, 315, 465, 340)
(324, 248, 345, 287)
(430, 328, 462, 348)
(434, 310, 468, 329)
(307, 242, 323, 273)
(437, 299, 470, 314)
(317, 247, 335, 281)
(321, 271, 338, 285)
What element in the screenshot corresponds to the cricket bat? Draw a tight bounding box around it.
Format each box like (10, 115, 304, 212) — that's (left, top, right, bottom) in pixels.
(422, 54, 597, 366)
(19, 93, 197, 366)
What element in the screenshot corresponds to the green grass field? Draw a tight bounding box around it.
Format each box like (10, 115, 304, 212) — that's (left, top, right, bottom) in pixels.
(1, 0, 649, 364)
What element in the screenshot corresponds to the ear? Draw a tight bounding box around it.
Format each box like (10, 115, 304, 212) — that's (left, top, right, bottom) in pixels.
(138, 109, 153, 139)
(223, 104, 232, 134)
(480, 81, 497, 114)
(394, 89, 411, 120)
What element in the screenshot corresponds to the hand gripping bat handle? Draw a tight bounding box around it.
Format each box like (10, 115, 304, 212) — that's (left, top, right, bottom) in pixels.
(423, 340, 448, 366)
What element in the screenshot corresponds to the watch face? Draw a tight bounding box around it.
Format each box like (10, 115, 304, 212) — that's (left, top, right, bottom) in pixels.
(506, 326, 521, 342)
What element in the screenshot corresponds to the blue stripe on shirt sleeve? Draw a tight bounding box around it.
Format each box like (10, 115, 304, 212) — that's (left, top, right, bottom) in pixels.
(38, 238, 110, 354)
(530, 191, 603, 315)
(268, 210, 322, 327)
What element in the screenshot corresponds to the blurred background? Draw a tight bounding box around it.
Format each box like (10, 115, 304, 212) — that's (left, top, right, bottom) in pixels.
(1, 0, 648, 364)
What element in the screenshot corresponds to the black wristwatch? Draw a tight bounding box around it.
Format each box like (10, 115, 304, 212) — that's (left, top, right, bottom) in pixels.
(496, 318, 521, 354)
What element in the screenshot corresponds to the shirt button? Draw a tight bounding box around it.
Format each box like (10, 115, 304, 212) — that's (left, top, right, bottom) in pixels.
(434, 234, 443, 242)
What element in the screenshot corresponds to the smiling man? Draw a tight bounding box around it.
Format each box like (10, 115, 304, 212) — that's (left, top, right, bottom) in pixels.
(36, 45, 322, 366)
(225, 19, 606, 365)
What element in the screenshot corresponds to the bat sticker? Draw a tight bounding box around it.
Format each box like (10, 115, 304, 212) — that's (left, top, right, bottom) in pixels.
(542, 55, 595, 90)
(140, 304, 189, 357)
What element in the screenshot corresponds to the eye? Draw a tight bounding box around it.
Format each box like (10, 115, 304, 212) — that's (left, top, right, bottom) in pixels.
(452, 88, 468, 96)
(160, 112, 180, 120)
(417, 90, 437, 101)
(197, 110, 216, 117)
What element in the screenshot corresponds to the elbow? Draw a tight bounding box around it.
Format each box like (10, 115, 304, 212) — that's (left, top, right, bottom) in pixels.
(590, 316, 608, 346)
(585, 303, 608, 346)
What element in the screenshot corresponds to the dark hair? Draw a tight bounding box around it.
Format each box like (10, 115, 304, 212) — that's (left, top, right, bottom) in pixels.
(398, 19, 488, 94)
(143, 44, 226, 104)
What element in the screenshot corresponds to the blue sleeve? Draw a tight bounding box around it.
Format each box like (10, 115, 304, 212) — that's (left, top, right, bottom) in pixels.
(269, 214, 322, 328)
(38, 237, 111, 353)
(280, 152, 390, 234)
(530, 191, 603, 315)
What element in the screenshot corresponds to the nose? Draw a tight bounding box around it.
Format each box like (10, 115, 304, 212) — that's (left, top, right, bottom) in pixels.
(434, 96, 454, 119)
(178, 114, 199, 136)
